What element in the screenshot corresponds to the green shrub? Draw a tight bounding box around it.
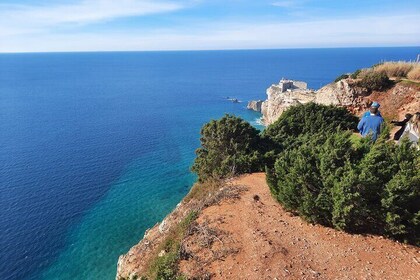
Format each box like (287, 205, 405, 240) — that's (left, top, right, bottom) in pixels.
(271, 131, 360, 226)
(190, 100, 419, 245)
(147, 211, 198, 280)
(265, 104, 419, 244)
(357, 71, 392, 91)
(263, 103, 358, 151)
(191, 114, 262, 181)
(381, 139, 420, 244)
(350, 69, 361, 79)
(334, 74, 349, 82)
(331, 162, 364, 231)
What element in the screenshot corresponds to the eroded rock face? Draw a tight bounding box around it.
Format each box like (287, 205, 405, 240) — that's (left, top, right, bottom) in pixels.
(260, 84, 316, 125)
(256, 78, 419, 126)
(247, 100, 263, 112)
(116, 200, 196, 280)
(258, 79, 371, 125)
(315, 79, 369, 112)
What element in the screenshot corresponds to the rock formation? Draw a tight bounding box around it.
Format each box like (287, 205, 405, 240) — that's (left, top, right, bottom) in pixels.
(314, 79, 369, 112)
(247, 100, 263, 112)
(249, 78, 419, 125)
(116, 198, 197, 279)
(260, 82, 316, 125)
(248, 79, 316, 125)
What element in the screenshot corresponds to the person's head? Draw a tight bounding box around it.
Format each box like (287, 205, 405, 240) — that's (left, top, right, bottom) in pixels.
(405, 113, 413, 120)
(370, 101, 380, 114)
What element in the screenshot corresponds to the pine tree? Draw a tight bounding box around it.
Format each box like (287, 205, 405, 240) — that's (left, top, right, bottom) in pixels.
(191, 114, 262, 181)
(381, 139, 420, 245)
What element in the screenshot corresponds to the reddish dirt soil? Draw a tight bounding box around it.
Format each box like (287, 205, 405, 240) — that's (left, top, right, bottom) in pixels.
(179, 173, 420, 280)
(368, 82, 420, 121)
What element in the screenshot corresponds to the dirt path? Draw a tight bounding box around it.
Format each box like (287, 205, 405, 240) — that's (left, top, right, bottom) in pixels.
(179, 173, 420, 279)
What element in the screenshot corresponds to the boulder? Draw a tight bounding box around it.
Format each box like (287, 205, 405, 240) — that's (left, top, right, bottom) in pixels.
(247, 100, 263, 112)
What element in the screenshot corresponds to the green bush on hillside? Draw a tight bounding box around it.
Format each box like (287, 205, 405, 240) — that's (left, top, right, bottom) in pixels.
(350, 69, 361, 79)
(357, 72, 392, 91)
(334, 74, 349, 83)
(271, 131, 363, 226)
(267, 123, 420, 244)
(191, 114, 262, 181)
(381, 140, 420, 244)
(262, 103, 358, 151)
(192, 103, 419, 245)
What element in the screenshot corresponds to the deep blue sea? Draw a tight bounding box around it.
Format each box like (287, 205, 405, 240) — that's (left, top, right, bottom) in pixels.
(1, 47, 418, 280)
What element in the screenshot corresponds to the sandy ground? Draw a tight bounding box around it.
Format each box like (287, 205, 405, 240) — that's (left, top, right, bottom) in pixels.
(179, 173, 420, 280)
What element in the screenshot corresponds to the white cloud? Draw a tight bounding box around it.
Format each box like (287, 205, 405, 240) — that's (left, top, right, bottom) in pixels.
(0, 0, 183, 35)
(0, 10, 419, 52)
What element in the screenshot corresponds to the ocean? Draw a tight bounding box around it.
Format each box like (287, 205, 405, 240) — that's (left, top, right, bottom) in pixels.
(0, 47, 418, 280)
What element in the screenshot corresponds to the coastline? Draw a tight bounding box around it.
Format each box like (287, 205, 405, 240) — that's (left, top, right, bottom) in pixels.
(116, 66, 420, 279)
(2, 48, 419, 280)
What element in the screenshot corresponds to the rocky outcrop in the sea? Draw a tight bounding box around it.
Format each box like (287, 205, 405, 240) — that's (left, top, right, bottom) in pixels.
(247, 100, 263, 112)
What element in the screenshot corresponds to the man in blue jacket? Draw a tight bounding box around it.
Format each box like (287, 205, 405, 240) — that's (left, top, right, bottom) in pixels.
(357, 102, 384, 141)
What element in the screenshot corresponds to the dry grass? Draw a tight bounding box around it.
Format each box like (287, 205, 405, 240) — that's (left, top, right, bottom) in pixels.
(189, 221, 225, 248)
(144, 210, 199, 279)
(373, 61, 420, 79)
(184, 179, 221, 203)
(407, 65, 420, 80)
(138, 180, 245, 279)
(357, 68, 373, 79)
(203, 184, 247, 207)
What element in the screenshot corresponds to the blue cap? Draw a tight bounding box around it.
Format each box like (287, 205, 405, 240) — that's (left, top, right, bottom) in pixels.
(371, 101, 380, 108)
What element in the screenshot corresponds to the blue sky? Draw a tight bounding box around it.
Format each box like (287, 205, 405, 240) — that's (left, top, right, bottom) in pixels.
(0, 0, 419, 52)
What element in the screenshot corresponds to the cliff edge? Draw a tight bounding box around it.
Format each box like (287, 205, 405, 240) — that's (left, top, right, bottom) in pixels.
(116, 173, 420, 279)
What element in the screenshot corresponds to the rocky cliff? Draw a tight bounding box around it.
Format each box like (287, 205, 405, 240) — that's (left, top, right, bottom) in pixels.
(260, 83, 316, 125)
(250, 78, 419, 125)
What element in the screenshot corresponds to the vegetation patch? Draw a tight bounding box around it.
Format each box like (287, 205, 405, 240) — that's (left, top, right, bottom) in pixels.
(334, 74, 349, 83)
(407, 65, 420, 80)
(262, 103, 358, 152)
(191, 102, 419, 246)
(138, 211, 198, 280)
(184, 179, 221, 204)
(373, 61, 419, 78)
(357, 71, 393, 91)
(191, 114, 264, 182)
(350, 69, 361, 79)
(399, 79, 420, 88)
(361, 61, 420, 81)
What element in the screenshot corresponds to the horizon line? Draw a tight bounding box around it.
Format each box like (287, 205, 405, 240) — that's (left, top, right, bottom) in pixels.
(1, 45, 419, 55)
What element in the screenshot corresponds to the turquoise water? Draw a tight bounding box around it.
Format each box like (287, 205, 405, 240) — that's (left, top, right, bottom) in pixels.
(1, 48, 418, 280)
